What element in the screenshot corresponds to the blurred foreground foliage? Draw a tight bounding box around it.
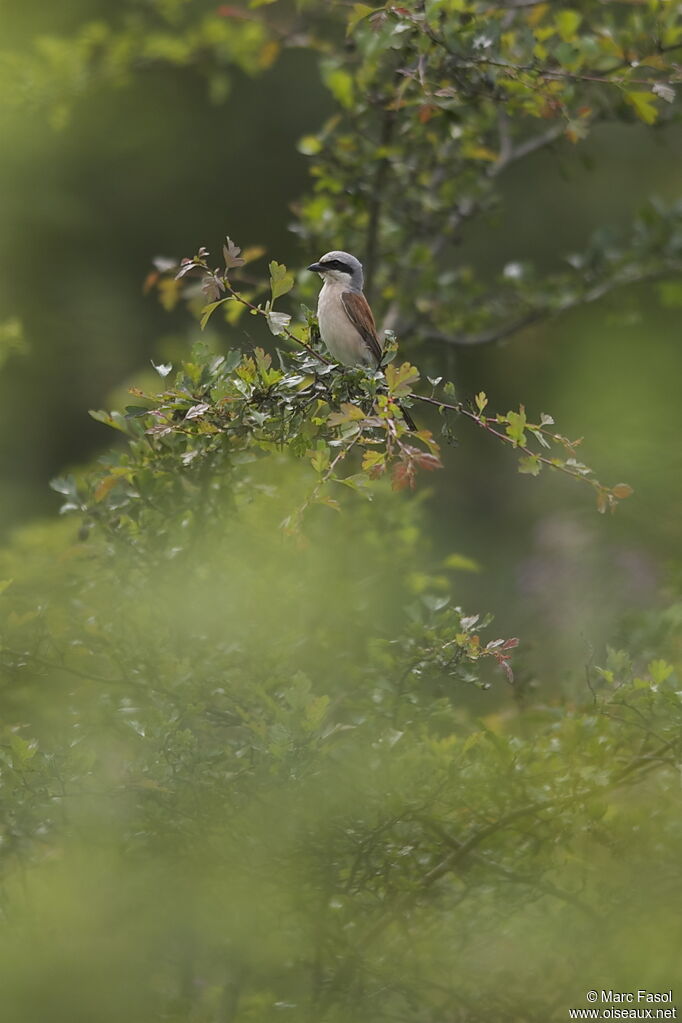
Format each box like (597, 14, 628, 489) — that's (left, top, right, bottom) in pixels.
(0, 336, 681, 1021)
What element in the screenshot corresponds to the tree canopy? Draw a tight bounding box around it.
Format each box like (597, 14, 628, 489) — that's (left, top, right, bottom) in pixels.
(0, 2, 681, 1021)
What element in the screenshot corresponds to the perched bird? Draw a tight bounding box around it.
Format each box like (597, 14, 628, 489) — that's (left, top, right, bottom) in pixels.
(307, 250, 416, 429)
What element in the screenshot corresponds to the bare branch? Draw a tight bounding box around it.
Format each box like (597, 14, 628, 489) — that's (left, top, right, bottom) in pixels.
(490, 124, 565, 177)
(425, 260, 682, 348)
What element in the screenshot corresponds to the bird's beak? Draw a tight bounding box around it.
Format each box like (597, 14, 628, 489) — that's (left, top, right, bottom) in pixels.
(307, 262, 326, 273)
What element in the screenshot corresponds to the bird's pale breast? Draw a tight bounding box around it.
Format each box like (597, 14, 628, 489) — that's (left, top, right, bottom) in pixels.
(317, 283, 375, 367)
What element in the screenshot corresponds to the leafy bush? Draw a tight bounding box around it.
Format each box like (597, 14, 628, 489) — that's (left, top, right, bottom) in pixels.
(0, 331, 681, 1020)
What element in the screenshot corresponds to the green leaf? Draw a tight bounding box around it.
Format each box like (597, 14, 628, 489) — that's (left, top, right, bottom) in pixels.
(361, 450, 386, 477)
(336, 473, 373, 497)
(505, 408, 528, 447)
(50, 475, 77, 496)
(555, 10, 582, 42)
(625, 90, 659, 125)
(328, 402, 365, 425)
(443, 553, 481, 573)
(297, 135, 322, 156)
(310, 445, 330, 473)
(269, 261, 295, 301)
(346, 4, 375, 35)
(475, 391, 488, 414)
(386, 362, 420, 398)
(648, 659, 673, 685)
(518, 454, 541, 476)
(322, 67, 355, 109)
(88, 410, 131, 434)
(199, 299, 230, 330)
(9, 734, 37, 765)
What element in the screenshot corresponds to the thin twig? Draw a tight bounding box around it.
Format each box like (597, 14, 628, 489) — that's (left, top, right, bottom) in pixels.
(224, 283, 332, 365)
(408, 391, 605, 492)
(364, 107, 395, 303)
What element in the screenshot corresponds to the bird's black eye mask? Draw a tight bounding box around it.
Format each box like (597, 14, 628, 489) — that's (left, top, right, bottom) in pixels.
(320, 259, 354, 274)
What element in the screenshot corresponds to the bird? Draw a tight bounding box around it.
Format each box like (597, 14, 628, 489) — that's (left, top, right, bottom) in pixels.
(306, 250, 416, 429)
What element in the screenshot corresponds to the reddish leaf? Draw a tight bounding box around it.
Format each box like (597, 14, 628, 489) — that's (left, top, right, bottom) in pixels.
(414, 452, 443, 472)
(392, 461, 415, 492)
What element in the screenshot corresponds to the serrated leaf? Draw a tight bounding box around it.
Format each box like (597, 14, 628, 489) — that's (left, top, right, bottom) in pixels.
(151, 360, 173, 378)
(385, 361, 420, 398)
(266, 310, 292, 337)
(505, 408, 527, 447)
(328, 402, 366, 425)
(414, 452, 443, 472)
(361, 450, 385, 478)
(223, 237, 246, 269)
(625, 90, 659, 124)
(175, 259, 198, 280)
(269, 261, 295, 301)
(518, 454, 541, 476)
(309, 447, 330, 473)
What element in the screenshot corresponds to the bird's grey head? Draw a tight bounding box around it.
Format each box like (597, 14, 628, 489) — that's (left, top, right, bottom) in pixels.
(306, 250, 364, 292)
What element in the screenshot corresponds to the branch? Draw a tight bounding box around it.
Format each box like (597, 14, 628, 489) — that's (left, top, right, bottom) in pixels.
(423, 817, 600, 922)
(490, 124, 565, 177)
(424, 259, 682, 348)
(406, 389, 631, 510)
(423, 310, 545, 348)
(224, 283, 332, 365)
(346, 733, 677, 962)
(364, 107, 395, 303)
(473, 55, 680, 88)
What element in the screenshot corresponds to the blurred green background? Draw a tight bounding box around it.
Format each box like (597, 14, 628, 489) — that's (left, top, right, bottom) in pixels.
(1, 0, 681, 684)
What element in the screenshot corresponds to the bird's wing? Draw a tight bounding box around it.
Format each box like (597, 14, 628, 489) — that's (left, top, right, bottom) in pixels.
(341, 291, 383, 367)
